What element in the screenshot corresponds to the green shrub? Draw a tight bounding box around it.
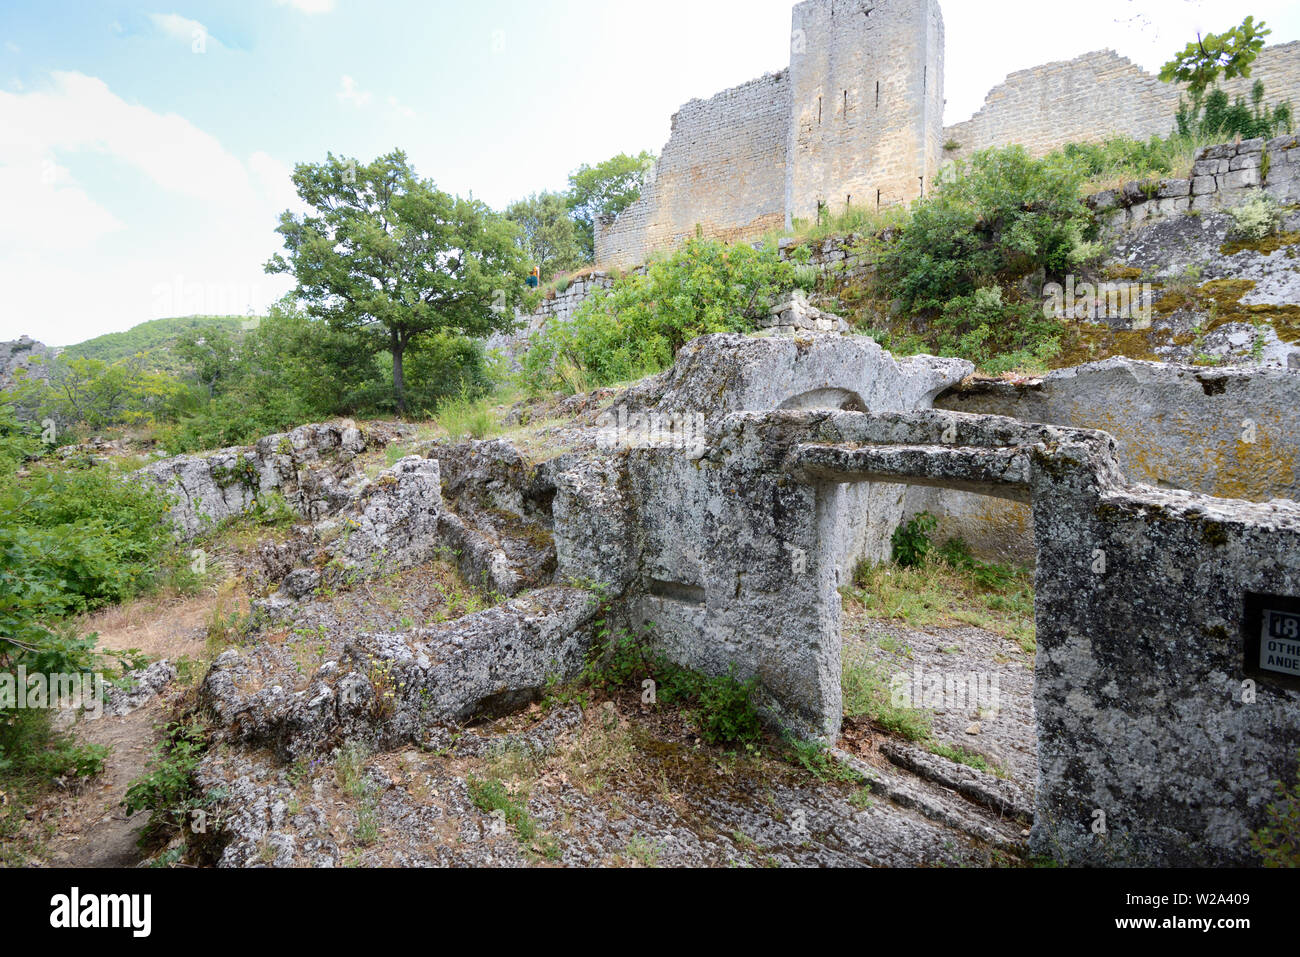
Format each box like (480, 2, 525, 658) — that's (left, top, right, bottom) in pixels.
(467, 775, 539, 843)
(578, 625, 763, 747)
(877, 146, 1094, 313)
(0, 708, 108, 780)
(0, 401, 39, 479)
(0, 464, 174, 627)
(1049, 134, 1197, 187)
(1176, 81, 1294, 143)
(690, 667, 764, 747)
(436, 389, 499, 440)
(521, 238, 795, 392)
(931, 285, 1062, 375)
(1252, 755, 1300, 867)
(891, 512, 938, 568)
(1229, 191, 1286, 242)
(123, 719, 210, 848)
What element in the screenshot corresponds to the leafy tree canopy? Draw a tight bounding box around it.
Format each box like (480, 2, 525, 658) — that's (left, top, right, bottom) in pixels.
(266, 149, 527, 413)
(505, 191, 584, 279)
(566, 151, 656, 261)
(1160, 16, 1271, 99)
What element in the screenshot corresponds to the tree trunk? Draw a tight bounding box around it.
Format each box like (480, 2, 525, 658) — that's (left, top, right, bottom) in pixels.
(392, 333, 407, 416)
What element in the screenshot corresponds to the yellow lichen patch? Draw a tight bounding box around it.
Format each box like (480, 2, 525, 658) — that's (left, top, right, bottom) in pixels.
(1083, 408, 1297, 503)
(1054, 323, 1173, 368)
(1154, 278, 1257, 317)
(1152, 277, 1300, 345)
(1220, 230, 1300, 258)
(1101, 265, 1145, 282)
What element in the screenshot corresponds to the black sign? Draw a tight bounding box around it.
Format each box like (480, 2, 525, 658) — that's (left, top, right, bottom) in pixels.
(1244, 593, 1300, 690)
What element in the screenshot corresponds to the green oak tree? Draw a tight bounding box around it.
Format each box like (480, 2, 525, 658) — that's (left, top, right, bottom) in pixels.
(567, 150, 656, 262)
(1161, 17, 1292, 141)
(266, 150, 527, 414)
(505, 191, 584, 279)
(1160, 16, 1271, 98)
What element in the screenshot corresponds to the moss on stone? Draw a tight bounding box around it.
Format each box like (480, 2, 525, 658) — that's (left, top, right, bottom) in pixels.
(1202, 522, 1230, 548)
(1220, 230, 1300, 258)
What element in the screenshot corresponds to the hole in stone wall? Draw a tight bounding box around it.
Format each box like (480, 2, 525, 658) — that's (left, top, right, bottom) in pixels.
(648, 579, 706, 606)
(779, 388, 868, 412)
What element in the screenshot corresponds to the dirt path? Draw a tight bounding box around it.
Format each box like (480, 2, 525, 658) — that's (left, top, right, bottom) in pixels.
(21, 593, 218, 868)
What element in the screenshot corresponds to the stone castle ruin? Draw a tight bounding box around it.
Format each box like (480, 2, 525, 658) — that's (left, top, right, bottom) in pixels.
(595, 0, 1300, 270)
(38, 0, 1300, 871)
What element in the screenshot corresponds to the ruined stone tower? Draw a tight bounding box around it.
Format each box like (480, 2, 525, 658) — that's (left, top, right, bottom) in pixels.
(594, 0, 944, 270)
(785, 0, 944, 224)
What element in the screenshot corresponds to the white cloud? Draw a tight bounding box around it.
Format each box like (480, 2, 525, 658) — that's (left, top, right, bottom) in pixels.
(274, 0, 335, 14)
(0, 158, 124, 251)
(4, 42, 19, 54)
(1, 72, 251, 204)
(0, 73, 299, 343)
(337, 74, 371, 108)
(387, 95, 416, 119)
(149, 12, 223, 52)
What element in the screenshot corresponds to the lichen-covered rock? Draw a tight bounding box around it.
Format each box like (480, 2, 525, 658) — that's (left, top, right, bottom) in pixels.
(200, 586, 599, 760)
(103, 660, 177, 717)
(338, 457, 443, 571)
(626, 332, 971, 418)
(0, 336, 56, 391)
(139, 420, 383, 538)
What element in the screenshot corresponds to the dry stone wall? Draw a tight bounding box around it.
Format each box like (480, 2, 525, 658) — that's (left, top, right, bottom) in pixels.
(1091, 135, 1300, 230)
(485, 272, 616, 367)
(596, 0, 943, 270)
(595, 71, 791, 270)
(944, 43, 1300, 161)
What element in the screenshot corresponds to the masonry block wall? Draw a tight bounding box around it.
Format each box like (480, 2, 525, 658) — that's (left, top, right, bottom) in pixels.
(594, 72, 792, 270)
(596, 0, 942, 270)
(944, 43, 1300, 161)
(595, 0, 1300, 272)
(787, 0, 943, 223)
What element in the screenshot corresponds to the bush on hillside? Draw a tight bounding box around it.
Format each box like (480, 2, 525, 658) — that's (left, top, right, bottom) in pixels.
(877, 146, 1094, 313)
(520, 238, 794, 392)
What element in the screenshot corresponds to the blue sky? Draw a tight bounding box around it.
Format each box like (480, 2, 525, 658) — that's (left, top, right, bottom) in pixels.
(2, 0, 1298, 346)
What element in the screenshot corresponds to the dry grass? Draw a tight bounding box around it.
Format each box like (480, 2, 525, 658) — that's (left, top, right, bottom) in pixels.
(78, 590, 223, 660)
(845, 557, 1036, 653)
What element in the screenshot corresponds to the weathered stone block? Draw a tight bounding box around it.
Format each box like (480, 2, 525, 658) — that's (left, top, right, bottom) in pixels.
(1219, 168, 1262, 190)
(1157, 178, 1190, 198)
